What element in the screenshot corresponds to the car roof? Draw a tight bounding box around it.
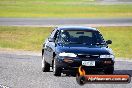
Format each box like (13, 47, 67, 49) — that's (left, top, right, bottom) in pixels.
(56, 26, 98, 31)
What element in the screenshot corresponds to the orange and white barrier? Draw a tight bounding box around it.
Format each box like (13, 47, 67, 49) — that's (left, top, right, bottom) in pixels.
(76, 66, 131, 85)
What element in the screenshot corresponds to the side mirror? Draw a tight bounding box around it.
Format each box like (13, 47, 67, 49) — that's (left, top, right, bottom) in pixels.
(106, 40, 112, 44)
(48, 38, 55, 42)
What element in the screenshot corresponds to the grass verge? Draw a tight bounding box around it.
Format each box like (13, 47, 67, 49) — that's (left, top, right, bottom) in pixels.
(0, 0, 132, 18)
(0, 26, 132, 58)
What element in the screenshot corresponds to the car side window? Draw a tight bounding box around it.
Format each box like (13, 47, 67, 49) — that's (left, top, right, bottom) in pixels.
(49, 29, 57, 39)
(49, 28, 59, 41)
(55, 30, 60, 43)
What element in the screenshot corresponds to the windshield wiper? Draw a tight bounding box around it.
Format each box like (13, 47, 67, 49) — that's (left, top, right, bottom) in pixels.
(63, 42, 106, 45)
(64, 42, 88, 45)
(92, 43, 106, 45)
(67, 42, 83, 44)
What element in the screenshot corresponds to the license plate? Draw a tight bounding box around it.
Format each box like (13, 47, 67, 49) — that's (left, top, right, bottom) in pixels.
(82, 61, 95, 66)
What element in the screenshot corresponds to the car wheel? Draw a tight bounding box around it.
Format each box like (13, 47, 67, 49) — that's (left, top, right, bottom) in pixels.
(53, 59, 61, 76)
(104, 67, 114, 74)
(42, 55, 50, 72)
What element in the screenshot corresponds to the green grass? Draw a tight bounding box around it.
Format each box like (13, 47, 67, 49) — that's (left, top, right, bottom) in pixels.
(99, 27, 132, 59)
(0, 26, 52, 51)
(0, 26, 132, 58)
(0, 0, 132, 18)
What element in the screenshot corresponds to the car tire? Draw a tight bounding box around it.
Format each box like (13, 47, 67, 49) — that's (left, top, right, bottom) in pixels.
(53, 59, 61, 76)
(42, 55, 50, 72)
(104, 67, 114, 74)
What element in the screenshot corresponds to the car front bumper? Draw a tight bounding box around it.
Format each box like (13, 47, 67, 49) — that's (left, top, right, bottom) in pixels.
(55, 56, 114, 74)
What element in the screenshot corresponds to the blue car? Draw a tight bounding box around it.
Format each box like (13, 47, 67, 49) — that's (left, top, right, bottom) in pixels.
(42, 26, 115, 76)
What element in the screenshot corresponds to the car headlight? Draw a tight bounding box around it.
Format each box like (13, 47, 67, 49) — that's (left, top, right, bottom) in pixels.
(100, 55, 114, 59)
(59, 52, 77, 57)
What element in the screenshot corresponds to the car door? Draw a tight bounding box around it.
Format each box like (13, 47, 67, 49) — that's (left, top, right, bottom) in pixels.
(44, 28, 58, 64)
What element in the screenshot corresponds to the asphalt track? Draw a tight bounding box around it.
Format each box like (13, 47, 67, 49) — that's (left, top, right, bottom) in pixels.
(0, 1, 132, 88)
(0, 51, 132, 88)
(0, 18, 132, 27)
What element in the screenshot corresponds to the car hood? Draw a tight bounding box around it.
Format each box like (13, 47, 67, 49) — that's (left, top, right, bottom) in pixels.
(56, 46, 112, 55)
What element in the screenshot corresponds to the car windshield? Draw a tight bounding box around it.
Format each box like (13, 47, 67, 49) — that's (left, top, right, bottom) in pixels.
(58, 30, 106, 46)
